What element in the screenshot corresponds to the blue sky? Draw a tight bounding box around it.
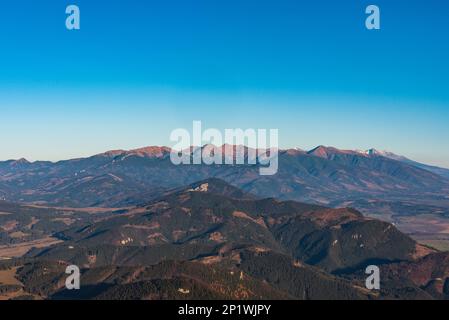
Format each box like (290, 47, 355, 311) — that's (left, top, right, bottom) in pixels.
(0, 0, 448, 167)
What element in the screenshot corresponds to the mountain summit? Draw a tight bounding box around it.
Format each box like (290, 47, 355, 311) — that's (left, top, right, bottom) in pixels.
(0, 145, 448, 216)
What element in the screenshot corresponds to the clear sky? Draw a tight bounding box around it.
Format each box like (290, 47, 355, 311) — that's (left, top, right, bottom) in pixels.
(0, 0, 448, 167)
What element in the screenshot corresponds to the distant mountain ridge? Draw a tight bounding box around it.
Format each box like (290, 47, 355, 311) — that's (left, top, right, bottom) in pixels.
(366, 148, 449, 179)
(3, 144, 448, 176)
(0, 145, 448, 229)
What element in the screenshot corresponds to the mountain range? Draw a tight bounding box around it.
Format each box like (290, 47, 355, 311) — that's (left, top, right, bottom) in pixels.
(1, 146, 449, 300)
(0, 145, 448, 229)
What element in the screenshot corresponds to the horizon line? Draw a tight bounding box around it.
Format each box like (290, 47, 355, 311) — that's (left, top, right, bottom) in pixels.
(1, 144, 448, 170)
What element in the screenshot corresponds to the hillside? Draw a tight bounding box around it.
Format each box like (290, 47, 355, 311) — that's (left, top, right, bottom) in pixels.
(0, 179, 445, 300)
(0, 146, 448, 224)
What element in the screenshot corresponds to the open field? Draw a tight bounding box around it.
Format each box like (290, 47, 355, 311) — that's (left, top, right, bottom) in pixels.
(417, 239, 449, 252)
(395, 214, 449, 235)
(0, 267, 22, 286)
(27, 205, 129, 214)
(0, 267, 43, 300)
(0, 237, 63, 258)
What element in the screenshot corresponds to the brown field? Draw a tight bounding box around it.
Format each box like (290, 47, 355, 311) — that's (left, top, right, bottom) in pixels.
(27, 205, 129, 214)
(376, 213, 449, 252)
(0, 237, 63, 258)
(0, 267, 43, 300)
(0, 267, 22, 286)
(51, 217, 76, 225)
(0, 220, 18, 232)
(394, 214, 449, 235)
(25, 217, 39, 230)
(416, 239, 449, 252)
(9, 231, 30, 239)
(0, 290, 24, 300)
